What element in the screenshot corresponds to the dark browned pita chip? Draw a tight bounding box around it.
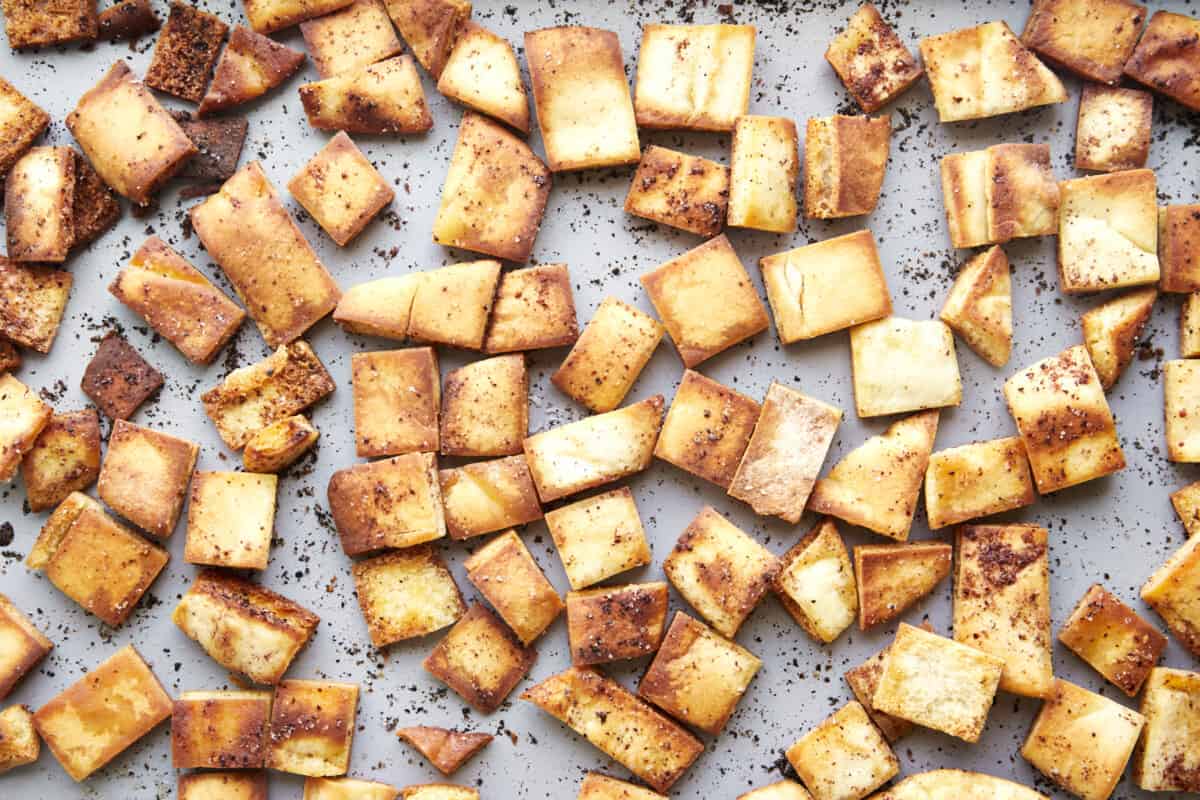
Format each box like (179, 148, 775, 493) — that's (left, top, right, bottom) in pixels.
(2, 0, 98, 49)
(144, 2, 229, 103)
(81, 331, 164, 420)
(0, 339, 20, 373)
(71, 151, 120, 250)
(198, 25, 305, 116)
(97, 0, 160, 41)
(171, 112, 249, 182)
(396, 726, 492, 775)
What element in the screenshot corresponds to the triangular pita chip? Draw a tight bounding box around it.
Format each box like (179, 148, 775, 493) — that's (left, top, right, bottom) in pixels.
(940, 245, 1013, 367)
(385, 0, 471, 78)
(397, 725, 492, 775)
(854, 542, 951, 629)
(299, 54, 433, 135)
(198, 26, 305, 117)
(807, 410, 939, 541)
(438, 22, 529, 134)
(1081, 287, 1156, 389)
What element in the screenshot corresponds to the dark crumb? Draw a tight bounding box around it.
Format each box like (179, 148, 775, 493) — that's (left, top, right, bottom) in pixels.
(0, 522, 12, 547)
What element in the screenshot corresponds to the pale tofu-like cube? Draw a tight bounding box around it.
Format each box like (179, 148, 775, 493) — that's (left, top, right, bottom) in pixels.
(623, 145, 729, 237)
(662, 506, 780, 638)
(523, 395, 664, 502)
(919, 21, 1066, 123)
(785, 701, 899, 800)
(289, 131, 394, 246)
(551, 296, 663, 413)
(850, 317, 961, 418)
(464, 529, 562, 646)
(1058, 169, 1159, 293)
(1021, 679, 1144, 800)
(172, 690, 271, 769)
(352, 546, 464, 647)
(407, 260, 501, 351)
(34, 645, 172, 782)
(1003, 345, 1125, 493)
(567, 582, 668, 666)
(423, 602, 536, 713)
(939, 246, 1013, 367)
(441, 354, 527, 457)
(803, 114, 890, 219)
(1022, 0, 1147, 85)
(0, 594, 52, 701)
(352, 347, 440, 458)
(300, 0, 401, 79)
(808, 410, 938, 541)
(172, 570, 319, 684)
(1160, 204, 1200, 293)
(1124, 10, 1200, 112)
(1134, 667, 1200, 792)
(5, 146, 75, 263)
(97, 419, 198, 539)
(924, 437, 1035, 530)
(184, 471, 278, 570)
(760, 230, 892, 343)
(544, 486, 652, 590)
(483, 263, 578, 354)
(655, 370, 760, 489)
(825, 3, 923, 112)
(327, 453, 444, 556)
(439, 455, 542, 540)
(872, 623, 1004, 743)
(772, 519, 856, 644)
(521, 667, 703, 793)
(1141, 533, 1200, 658)
(1059, 583, 1166, 696)
(954, 525, 1053, 698)
(0, 704, 39, 774)
(299, 54, 433, 135)
(0, 259, 72, 354)
(1081, 287, 1156, 389)
(638, 611, 761, 735)
(1166, 359, 1200, 462)
(855, 542, 952, 630)
(633, 23, 754, 132)
(727, 115, 799, 233)
(0, 372, 51, 482)
(438, 22, 529, 134)
(1075, 84, 1153, 172)
(728, 383, 841, 523)
(641, 235, 769, 367)
(267, 680, 358, 777)
(179, 772, 268, 800)
(525, 26, 640, 171)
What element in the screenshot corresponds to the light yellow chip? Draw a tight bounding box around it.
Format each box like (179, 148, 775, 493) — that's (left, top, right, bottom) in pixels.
(1134, 667, 1200, 793)
(184, 471, 278, 570)
(1141, 517, 1200, 658)
(266, 679, 358, 777)
(1058, 169, 1160, 293)
(940, 245, 1013, 367)
(483, 263, 578, 354)
(351, 347, 439, 458)
(544, 487, 652, 590)
(577, 772, 666, 800)
(727, 115, 799, 233)
(940, 150, 991, 248)
(0, 372, 51, 482)
(289, 131, 394, 246)
(773, 518, 857, 644)
(306, 777, 399, 800)
(870, 770, 1047, 800)
(407, 260, 501, 351)
(785, 701, 899, 800)
(924, 437, 1035, 529)
(438, 23, 529, 134)
(1172, 480, 1200, 537)
(1166, 359, 1200, 462)
(737, 781, 813, 800)
(439, 455, 542, 541)
(5, 146, 75, 263)
(352, 546, 464, 648)
(0, 704, 39, 774)
(850, 317, 961, 418)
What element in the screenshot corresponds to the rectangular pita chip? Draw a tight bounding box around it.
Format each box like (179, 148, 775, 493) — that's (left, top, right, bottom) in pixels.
(0, 76, 49, 179)
(483, 263, 578, 354)
(1124, 11, 1200, 112)
(924, 437, 1035, 529)
(173, 570, 319, 683)
(566, 582, 668, 665)
(464, 529, 561, 646)
(266, 680, 358, 777)
(544, 487, 652, 590)
(655, 370, 760, 489)
(0, 704, 39, 773)
(301, 0, 402, 79)
(97, 0, 160, 41)
(727, 115, 799, 233)
(551, 296, 662, 413)
(1160, 204, 1200, 293)
(441, 354, 527, 457)
(785, 701, 899, 800)
(199, 25, 305, 116)
(633, 24, 755, 132)
(327, 453, 445, 556)
(525, 26, 640, 171)
(522, 667, 703, 793)
(383, 0, 471, 78)
(1075, 84, 1153, 173)
(69, 150, 120, 249)
(242, 0, 354, 34)
(299, 54, 433, 135)
(2, 0, 98, 49)
(423, 602, 536, 713)
(20, 408, 102, 513)
(439, 455, 542, 540)
(202, 341, 335, 450)
(1059, 583, 1166, 696)
(0, 372, 51, 482)
(1185, 293, 1200, 358)
(523, 395, 664, 502)
(66, 61, 197, 206)
(1134, 667, 1200, 793)
(34, 646, 171, 782)
(97, 419, 198, 538)
(804, 114, 890, 219)
(825, 3, 923, 113)
(184, 471, 278, 570)
(110, 236, 246, 365)
(402, 785, 476, 800)
(351, 347, 439, 458)
(172, 690, 271, 769)
(437, 22, 529, 134)
(191, 161, 341, 347)
(408, 260, 501, 350)
(1003, 345, 1125, 493)
(352, 545, 464, 647)
(290, 131, 394, 246)
(145, 2, 229, 103)
(0, 593, 52, 700)
(4, 146, 74, 263)
(954, 525, 1053, 699)
(1058, 169, 1159, 293)
(1022, 0, 1147, 85)
(1166, 359, 1200, 462)
(623, 146, 728, 237)
(850, 317, 962, 418)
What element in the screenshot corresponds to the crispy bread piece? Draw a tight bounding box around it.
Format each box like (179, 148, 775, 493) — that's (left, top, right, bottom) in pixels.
(184, 471, 277, 570)
(110, 236, 245, 364)
(33, 646, 170, 782)
(333, 274, 421, 340)
(266, 680, 358, 777)
(396, 727, 491, 776)
(26, 491, 101, 570)
(173, 570, 319, 683)
(1185, 292, 1200, 357)
(662, 506, 780, 638)
(544, 486, 652, 590)
(464, 529, 561, 645)
(808, 410, 938, 541)
(641, 235, 769, 367)
(727, 114, 798, 233)
(1076, 84, 1152, 172)
(825, 4, 922, 112)
(773, 519, 856, 644)
(1124, 11, 1200, 111)
(785, 701, 899, 800)
(352, 546, 464, 647)
(351, 347, 439, 458)
(439, 455, 541, 540)
(242, 0, 354, 34)
(172, 113, 248, 182)
(433, 112, 551, 263)
(1161, 204, 1200, 293)
(579, 773, 667, 800)
(1, 0, 97, 48)
(483, 263, 576, 353)
(383, 0, 470, 78)
(66, 61, 196, 206)
(924, 437, 1035, 529)
(80, 331, 163, 420)
(97, 419, 197, 538)
(855, 542, 951, 629)
(525, 26, 640, 171)
(523, 395, 664, 502)
(0, 76, 49, 179)
(1166, 358, 1200, 462)
(301, 0, 401, 79)
(623, 145, 728, 237)
(408, 260, 501, 350)
(521, 667, 703, 793)
(20, 409, 101, 512)
(97, 0, 159, 41)
(844, 625, 936, 743)
(401, 785, 476, 800)
(919, 21, 1066, 122)
(869, 770, 1046, 800)
(551, 296, 662, 413)
(1022, 0, 1146, 84)
(1141, 523, 1200, 657)
(1021, 679, 1145, 800)
(1172, 480, 1200, 537)
(760, 230, 891, 343)
(1003, 345, 1125, 492)
(986, 143, 1059, 243)
(200, 25, 305, 116)
(423, 602, 536, 713)
(144, 2, 228, 103)
(438, 23, 528, 133)
(804, 114, 890, 219)
(1081, 287, 1156, 389)
(738, 782, 812, 800)
(939, 150, 990, 248)
(306, 777, 398, 800)
(191, 161, 341, 346)
(1059, 583, 1165, 696)
(0, 704, 38, 774)
(5, 146, 74, 262)
(328, 452, 444, 555)
(202, 341, 335, 450)
(0, 594, 52, 701)
(243, 414, 318, 473)
(171, 690, 271, 769)
(1058, 169, 1159, 293)
(850, 317, 961, 418)
(633, 23, 754, 132)
(179, 772, 268, 800)
(1134, 667, 1200, 792)
(566, 582, 668, 666)
(289, 131, 394, 246)
(939, 246, 1012, 367)
(69, 150, 120, 249)
(655, 370, 760, 489)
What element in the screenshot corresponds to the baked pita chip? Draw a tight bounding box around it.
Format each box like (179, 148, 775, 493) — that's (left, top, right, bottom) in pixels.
(1081, 287, 1156, 389)
(199, 26, 305, 116)
(940, 245, 1012, 367)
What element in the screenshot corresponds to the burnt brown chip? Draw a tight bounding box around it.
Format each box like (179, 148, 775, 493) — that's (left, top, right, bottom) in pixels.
(0, 338, 20, 373)
(81, 331, 164, 420)
(198, 26, 306, 117)
(2, 0, 98, 49)
(97, 0, 161, 41)
(172, 112, 249, 181)
(71, 151, 120, 250)
(144, 2, 229, 103)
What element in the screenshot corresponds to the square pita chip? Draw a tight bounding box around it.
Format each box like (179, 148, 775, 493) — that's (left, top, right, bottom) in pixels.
(20, 408, 102, 513)
(623, 145, 729, 237)
(1059, 583, 1166, 696)
(464, 529, 561, 646)
(1075, 84, 1153, 172)
(654, 370, 760, 489)
(0, 75, 49, 179)
(924, 437, 1035, 529)
(483, 263, 578, 354)
(328, 453, 444, 555)
(144, 2, 229, 103)
(80, 331, 163, 421)
(266, 680, 358, 777)
(407, 260, 501, 350)
(1022, 0, 1147, 84)
(544, 487, 652, 590)
(1058, 169, 1160, 293)
(289, 131, 394, 246)
(423, 602, 536, 713)
(850, 317, 961, 418)
(825, 3, 923, 112)
(184, 471, 278, 570)
(440, 354, 527, 457)
(772, 519, 856, 644)
(551, 296, 662, 413)
(351, 347, 439, 458)
(0, 372, 51, 483)
(352, 546, 464, 647)
(300, 0, 402, 79)
(785, 701, 899, 800)
(438, 455, 542, 541)
(97, 419, 198, 538)
(437, 22, 529, 134)
(566, 582, 668, 666)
